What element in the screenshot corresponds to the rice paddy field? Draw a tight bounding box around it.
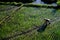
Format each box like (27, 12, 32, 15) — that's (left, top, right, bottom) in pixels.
(0, 5, 60, 40)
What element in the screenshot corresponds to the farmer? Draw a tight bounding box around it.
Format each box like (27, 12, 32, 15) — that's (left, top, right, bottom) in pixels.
(37, 18, 51, 32)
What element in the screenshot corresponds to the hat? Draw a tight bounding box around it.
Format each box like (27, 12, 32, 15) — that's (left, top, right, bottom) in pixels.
(44, 18, 51, 22)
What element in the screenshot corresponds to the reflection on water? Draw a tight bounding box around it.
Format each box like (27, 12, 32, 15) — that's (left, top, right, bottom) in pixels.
(32, 0, 44, 4)
(32, 0, 57, 6)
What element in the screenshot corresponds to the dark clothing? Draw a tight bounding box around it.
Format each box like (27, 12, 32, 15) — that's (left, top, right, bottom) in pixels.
(37, 20, 50, 32)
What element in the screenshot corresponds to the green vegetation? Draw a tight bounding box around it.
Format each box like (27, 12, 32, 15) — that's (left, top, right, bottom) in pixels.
(57, 0, 60, 5)
(0, 4, 60, 40)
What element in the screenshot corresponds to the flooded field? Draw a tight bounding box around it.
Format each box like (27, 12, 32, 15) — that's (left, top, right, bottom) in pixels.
(0, 1, 60, 40)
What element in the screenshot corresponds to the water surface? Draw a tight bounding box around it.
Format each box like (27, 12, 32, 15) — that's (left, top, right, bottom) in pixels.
(32, 0, 57, 6)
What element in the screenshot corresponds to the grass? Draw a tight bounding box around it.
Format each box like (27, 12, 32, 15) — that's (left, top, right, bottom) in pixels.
(0, 5, 60, 40)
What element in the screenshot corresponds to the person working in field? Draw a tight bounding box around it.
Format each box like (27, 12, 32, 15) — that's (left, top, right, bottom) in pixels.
(37, 18, 51, 32)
